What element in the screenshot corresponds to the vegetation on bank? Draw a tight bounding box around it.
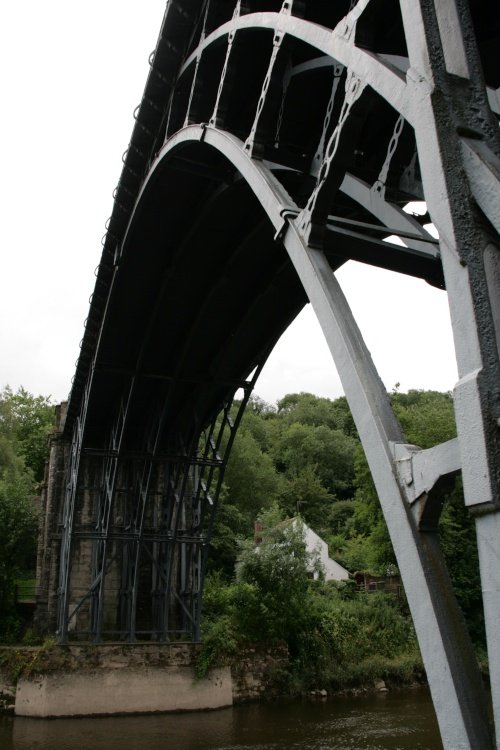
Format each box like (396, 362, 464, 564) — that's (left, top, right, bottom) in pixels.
(199, 389, 484, 692)
(197, 506, 423, 692)
(0, 387, 54, 642)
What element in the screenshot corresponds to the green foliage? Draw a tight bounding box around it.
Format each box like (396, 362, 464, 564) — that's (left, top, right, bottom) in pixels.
(279, 465, 333, 528)
(236, 509, 320, 648)
(199, 514, 419, 691)
(288, 585, 419, 691)
(313, 589, 416, 663)
(223, 426, 282, 523)
(273, 421, 357, 499)
(277, 392, 356, 437)
(213, 393, 357, 573)
(326, 444, 396, 575)
(0, 386, 54, 639)
(0, 386, 54, 482)
(327, 499, 356, 535)
(324, 652, 424, 690)
(438, 482, 485, 644)
(194, 614, 238, 679)
(0, 469, 39, 575)
(0, 460, 39, 639)
(195, 573, 257, 676)
(208, 422, 283, 577)
(391, 389, 456, 448)
(206, 386, 484, 680)
(207, 493, 248, 578)
(336, 390, 459, 577)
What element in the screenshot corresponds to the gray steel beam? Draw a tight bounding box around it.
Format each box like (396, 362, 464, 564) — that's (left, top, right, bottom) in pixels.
(324, 222, 443, 286)
(399, 3, 500, 745)
(339, 174, 436, 256)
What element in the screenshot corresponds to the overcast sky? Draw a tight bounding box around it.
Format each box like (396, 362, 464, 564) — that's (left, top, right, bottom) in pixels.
(0, 2, 458, 408)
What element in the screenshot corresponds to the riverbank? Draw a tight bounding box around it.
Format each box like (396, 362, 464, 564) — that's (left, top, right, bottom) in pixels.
(0, 643, 426, 718)
(0, 643, 288, 717)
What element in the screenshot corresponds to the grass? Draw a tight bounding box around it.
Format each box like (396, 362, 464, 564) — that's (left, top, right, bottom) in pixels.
(14, 578, 36, 602)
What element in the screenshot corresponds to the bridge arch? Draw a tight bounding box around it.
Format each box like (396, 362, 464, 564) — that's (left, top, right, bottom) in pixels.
(36, 3, 500, 748)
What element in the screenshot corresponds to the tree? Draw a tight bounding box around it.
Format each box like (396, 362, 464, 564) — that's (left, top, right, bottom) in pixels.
(391, 389, 456, 448)
(340, 389, 483, 644)
(272, 421, 356, 498)
(438, 483, 485, 644)
(236, 505, 320, 648)
(223, 427, 282, 524)
(213, 392, 360, 574)
(0, 466, 38, 595)
(0, 386, 54, 638)
(0, 386, 54, 481)
(279, 464, 333, 529)
(208, 422, 283, 576)
(209, 387, 483, 648)
(207, 491, 249, 578)
(276, 392, 357, 434)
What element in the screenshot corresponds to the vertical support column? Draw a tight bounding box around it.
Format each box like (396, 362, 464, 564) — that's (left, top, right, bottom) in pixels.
(399, 2, 500, 745)
(476, 512, 500, 743)
(90, 381, 134, 640)
(57, 412, 85, 643)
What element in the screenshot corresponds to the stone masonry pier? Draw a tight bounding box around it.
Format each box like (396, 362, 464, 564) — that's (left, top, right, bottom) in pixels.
(11, 643, 287, 718)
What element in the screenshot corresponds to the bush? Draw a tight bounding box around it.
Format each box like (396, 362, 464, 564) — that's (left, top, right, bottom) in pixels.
(195, 614, 238, 678)
(198, 521, 419, 693)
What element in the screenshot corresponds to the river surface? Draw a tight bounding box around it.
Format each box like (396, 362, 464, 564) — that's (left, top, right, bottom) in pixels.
(1, 688, 443, 750)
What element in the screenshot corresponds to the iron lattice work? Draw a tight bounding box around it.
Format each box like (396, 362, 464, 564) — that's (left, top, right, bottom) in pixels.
(37, 1, 500, 748)
(56, 368, 263, 643)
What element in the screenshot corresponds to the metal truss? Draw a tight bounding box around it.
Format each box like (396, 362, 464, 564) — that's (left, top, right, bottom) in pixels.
(54, 2, 500, 748)
(57, 368, 262, 643)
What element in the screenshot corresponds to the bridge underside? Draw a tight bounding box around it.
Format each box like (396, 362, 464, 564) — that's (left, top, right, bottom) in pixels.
(36, 2, 500, 748)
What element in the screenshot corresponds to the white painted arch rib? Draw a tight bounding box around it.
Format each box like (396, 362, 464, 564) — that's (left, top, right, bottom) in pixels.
(178, 13, 412, 125)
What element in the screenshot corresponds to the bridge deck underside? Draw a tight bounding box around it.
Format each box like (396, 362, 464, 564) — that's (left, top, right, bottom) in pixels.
(84, 144, 442, 453)
(64, 0, 479, 445)
(86, 161, 307, 451)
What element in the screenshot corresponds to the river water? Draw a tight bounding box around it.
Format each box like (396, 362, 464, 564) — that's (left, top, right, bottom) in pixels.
(1, 688, 443, 750)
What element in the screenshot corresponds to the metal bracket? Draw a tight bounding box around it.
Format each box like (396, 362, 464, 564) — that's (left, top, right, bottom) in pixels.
(391, 438, 461, 530)
(274, 208, 300, 242)
(392, 438, 461, 504)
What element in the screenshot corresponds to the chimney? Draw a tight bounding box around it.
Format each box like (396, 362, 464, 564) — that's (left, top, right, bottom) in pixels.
(254, 519, 263, 545)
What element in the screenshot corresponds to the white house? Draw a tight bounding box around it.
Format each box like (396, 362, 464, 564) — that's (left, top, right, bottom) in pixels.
(301, 522, 350, 581)
(254, 516, 350, 582)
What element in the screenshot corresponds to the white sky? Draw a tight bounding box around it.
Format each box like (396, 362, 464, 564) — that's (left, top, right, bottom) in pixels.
(0, 2, 458, 407)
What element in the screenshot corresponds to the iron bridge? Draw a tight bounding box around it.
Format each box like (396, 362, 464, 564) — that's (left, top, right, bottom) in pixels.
(36, 1, 500, 748)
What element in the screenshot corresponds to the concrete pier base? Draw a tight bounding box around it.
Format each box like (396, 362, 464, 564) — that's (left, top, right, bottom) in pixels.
(6, 643, 287, 718)
(16, 666, 232, 717)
